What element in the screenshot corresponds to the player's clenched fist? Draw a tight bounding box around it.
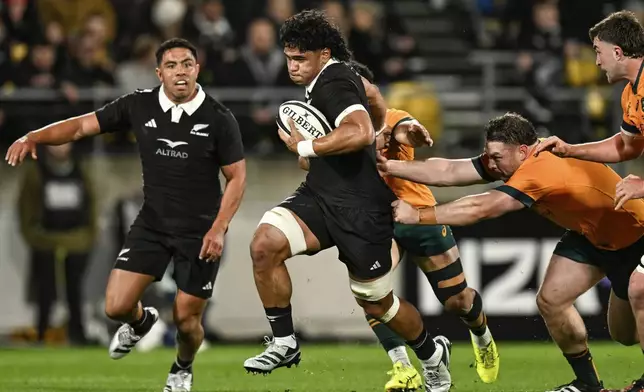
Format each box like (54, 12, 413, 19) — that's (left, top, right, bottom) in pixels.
(200, 226, 225, 262)
(392, 199, 420, 224)
(533, 136, 571, 157)
(615, 174, 644, 210)
(5, 135, 37, 166)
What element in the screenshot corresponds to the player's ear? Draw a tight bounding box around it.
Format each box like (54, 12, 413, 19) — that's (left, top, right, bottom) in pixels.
(519, 144, 529, 161)
(321, 48, 331, 62)
(614, 45, 624, 60)
(155, 67, 162, 83)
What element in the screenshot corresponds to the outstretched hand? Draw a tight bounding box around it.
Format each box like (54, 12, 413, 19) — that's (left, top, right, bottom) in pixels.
(5, 135, 37, 166)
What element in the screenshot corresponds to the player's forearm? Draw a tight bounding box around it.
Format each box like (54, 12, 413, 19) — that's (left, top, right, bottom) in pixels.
(429, 195, 492, 226)
(311, 122, 374, 155)
(366, 84, 387, 132)
(387, 158, 481, 186)
(212, 176, 245, 231)
(568, 134, 641, 163)
(27, 116, 86, 145)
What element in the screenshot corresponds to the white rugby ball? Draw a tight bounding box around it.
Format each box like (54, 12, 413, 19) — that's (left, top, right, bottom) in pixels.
(277, 100, 332, 140)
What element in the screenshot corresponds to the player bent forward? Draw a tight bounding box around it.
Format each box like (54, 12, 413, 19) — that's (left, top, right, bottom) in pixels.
(382, 112, 644, 392)
(243, 10, 452, 392)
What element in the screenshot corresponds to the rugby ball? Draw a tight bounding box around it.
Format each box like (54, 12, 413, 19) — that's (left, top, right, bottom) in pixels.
(277, 100, 332, 140)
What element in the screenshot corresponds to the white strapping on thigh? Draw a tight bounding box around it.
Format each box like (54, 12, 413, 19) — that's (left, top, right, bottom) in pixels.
(258, 207, 307, 256)
(350, 271, 394, 301)
(636, 256, 644, 274)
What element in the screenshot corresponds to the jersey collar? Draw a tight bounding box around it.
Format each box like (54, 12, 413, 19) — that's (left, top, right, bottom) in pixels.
(633, 59, 644, 94)
(158, 84, 206, 115)
(305, 58, 339, 97)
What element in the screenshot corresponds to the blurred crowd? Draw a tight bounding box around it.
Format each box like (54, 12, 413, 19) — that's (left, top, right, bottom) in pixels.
(0, 0, 417, 155)
(473, 0, 644, 141)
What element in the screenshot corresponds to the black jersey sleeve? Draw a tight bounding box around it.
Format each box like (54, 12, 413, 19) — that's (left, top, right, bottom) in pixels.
(215, 110, 244, 166)
(315, 77, 367, 128)
(95, 92, 135, 133)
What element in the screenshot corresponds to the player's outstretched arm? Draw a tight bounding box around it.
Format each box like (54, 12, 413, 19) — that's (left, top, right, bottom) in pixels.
(378, 154, 495, 187)
(535, 133, 644, 163)
(361, 77, 387, 133)
(5, 113, 101, 166)
(392, 190, 524, 226)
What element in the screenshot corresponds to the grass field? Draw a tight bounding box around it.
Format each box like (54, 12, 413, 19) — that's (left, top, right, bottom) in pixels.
(1, 342, 641, 391)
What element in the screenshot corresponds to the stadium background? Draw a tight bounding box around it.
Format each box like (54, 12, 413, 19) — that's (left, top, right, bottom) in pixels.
(0, 0, 642, 350)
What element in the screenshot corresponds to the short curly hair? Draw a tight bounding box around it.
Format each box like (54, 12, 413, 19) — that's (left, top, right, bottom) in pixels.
(485, 112, 537, 146)
(279, 9, 352, 62)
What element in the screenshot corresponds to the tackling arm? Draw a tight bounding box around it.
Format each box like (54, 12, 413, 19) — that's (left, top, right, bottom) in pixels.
(386, 157, 496, 186)
(422, 190, 524, 226)
(361, 76, 387, 133)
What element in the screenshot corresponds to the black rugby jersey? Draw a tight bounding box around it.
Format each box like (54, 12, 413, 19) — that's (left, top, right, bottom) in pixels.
(95, 85, 244, 236)
(304, 60, 395, 210)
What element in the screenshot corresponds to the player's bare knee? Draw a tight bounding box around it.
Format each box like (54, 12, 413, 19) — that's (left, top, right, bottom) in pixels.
(175, 313, 202, 335)
(104, 296, 136, 321)
(250, 225, 289, 272)
(536, 290, 564, 317)
(628, 272, 644, 308)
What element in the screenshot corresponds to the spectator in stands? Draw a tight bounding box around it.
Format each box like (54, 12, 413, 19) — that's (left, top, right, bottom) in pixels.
(515, 0, 563, 133)
(60, 33, 114, 103)
(151, 0, 187, 41)
(43, 20, 67, 74)
(226, 18, 292, 155)
(3, 0, 40, 46)
(321, 0, 350, 37)
(183, 0, 235, 65)
(115, 35, 160, 90)
(110, 0, 156, 63)
(265, 0, 296, 31)
(37, 0, 116, 42)
(18, 143, 98, 345)
(82, 13, 114, 71)
(13, 39, 58, 89)
(348, 1, 413, 84)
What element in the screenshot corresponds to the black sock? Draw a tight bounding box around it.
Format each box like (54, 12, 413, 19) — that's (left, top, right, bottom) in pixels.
(366, 314, 405, 352)
(265, 305, 294, 338)
(564, 349, 601, 387)
(129, 308, 155, 335)
(470, 313, 488, 337)
(406, 329, 436, 361)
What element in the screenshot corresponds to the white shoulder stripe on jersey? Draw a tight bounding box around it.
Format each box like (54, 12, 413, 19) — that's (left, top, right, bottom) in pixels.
(334, 104, 368, 128)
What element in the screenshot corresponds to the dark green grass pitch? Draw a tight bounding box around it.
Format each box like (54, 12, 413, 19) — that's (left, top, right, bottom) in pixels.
(0, 342, 640, 391)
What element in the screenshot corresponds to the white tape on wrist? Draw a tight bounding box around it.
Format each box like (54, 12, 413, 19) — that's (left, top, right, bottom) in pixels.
(297, 140, 317, 157)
